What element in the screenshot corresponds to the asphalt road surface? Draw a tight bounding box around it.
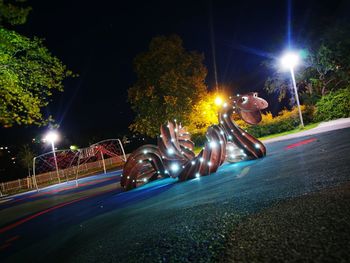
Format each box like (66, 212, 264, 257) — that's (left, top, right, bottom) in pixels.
(0, 127, 349, 262)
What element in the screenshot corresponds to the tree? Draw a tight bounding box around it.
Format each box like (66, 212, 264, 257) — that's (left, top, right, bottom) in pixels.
(186, 91, 220, 135)
(17, 144, 35, 177)
(128, 35, 207, 137)
(0, 0, 73, 127)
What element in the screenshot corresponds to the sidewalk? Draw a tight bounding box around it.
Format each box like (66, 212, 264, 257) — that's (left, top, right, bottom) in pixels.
(262, 118, 350, 144)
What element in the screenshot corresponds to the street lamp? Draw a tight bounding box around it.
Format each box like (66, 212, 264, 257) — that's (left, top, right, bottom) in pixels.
(280, 51, 304, 127)
(215, 96, 223, 106)
(44, 130, 61, 183)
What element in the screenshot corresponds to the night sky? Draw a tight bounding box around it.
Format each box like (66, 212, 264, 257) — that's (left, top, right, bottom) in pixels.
(0, 0, 348, 149)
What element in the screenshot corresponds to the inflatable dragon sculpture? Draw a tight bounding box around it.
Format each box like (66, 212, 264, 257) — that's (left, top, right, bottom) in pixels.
(121, 92, 268, 190)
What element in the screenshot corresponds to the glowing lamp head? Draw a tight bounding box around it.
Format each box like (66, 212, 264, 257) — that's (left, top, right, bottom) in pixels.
(215, 96, 223, 106)
(280, 51, 300, 70)
(44, 131, 59, 143)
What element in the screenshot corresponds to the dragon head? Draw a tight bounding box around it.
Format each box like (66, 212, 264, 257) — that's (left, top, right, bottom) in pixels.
(235, 92, 268, 125)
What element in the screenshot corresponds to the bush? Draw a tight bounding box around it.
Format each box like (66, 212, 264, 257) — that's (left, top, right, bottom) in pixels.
(188, 105, 316, 143)
(315, 88, 350, 121)
(243, 105, 315, 138)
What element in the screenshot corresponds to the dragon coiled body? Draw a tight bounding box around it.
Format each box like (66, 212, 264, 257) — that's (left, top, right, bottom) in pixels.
(121, 92, 268, 190)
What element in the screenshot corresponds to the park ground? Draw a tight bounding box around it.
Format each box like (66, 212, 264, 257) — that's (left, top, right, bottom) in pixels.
(0, 119, 350, 262)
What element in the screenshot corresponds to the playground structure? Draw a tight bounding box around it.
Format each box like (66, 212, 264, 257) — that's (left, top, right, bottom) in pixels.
(0, 139, 126, 196)
(121, 92, 268, 190)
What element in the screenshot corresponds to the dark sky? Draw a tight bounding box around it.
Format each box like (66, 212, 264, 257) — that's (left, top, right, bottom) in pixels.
(0, 0, 348, 148)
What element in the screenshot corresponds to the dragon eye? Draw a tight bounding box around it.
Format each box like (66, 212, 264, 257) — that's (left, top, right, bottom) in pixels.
(253, 93, 257, 98)
(242, 96, 248, 104)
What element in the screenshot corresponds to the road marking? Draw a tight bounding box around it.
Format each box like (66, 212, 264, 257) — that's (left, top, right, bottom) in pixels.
(285, 138, 317, 150)
(0, 188, 116, 234)
(5, 235, 20, 243)
(236, 167, 251, 178)
(0, 242, 11, 250)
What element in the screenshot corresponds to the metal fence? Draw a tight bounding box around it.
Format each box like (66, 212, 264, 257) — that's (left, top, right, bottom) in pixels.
(0, 156, 125, 196)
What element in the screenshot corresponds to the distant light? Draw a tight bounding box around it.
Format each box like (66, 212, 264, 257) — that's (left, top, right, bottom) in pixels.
(223, 114, 227, 118)
(70, 145, 78, 151)
(143, 178, 148, 183)
(170, 163, 180, 172)
(280, 51, 300, 70)
(199, 157, 204, 162)
(191, 160, 195, 165)
(223, 102, 228, 108)
(143, 149, 148, 154)
(255, 143, 260, 149)
(208, 161, 212, 166)
(138, 160, 143, 163)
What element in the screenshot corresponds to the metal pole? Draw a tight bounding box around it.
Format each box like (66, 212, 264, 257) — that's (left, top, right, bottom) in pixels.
(52, 141, 61, 183)
(32, 157, 39, 191)
(75, 153, 81, 187)
(101, 151, 106, 174)
(117, 139, 127, 162)
(290, 67, 304, 127)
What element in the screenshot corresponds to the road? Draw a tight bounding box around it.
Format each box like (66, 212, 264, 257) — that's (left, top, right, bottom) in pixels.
(0, 127, 350, 262)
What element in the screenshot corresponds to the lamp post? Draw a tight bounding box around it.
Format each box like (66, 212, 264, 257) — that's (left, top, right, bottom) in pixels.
(44, 131, 60, 183)
(280, 51, 304, 127)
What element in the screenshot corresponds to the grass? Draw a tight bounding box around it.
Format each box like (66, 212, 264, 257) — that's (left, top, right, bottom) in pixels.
(258, 122, 320, 141)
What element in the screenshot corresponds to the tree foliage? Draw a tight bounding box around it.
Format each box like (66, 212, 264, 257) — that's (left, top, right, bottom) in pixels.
(128, 35, 207, 137)
(0, 0, 31, 26)
(0, 0, 74, 127)
(186, 91, 220, 135)
(315, 87, 350, 122)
